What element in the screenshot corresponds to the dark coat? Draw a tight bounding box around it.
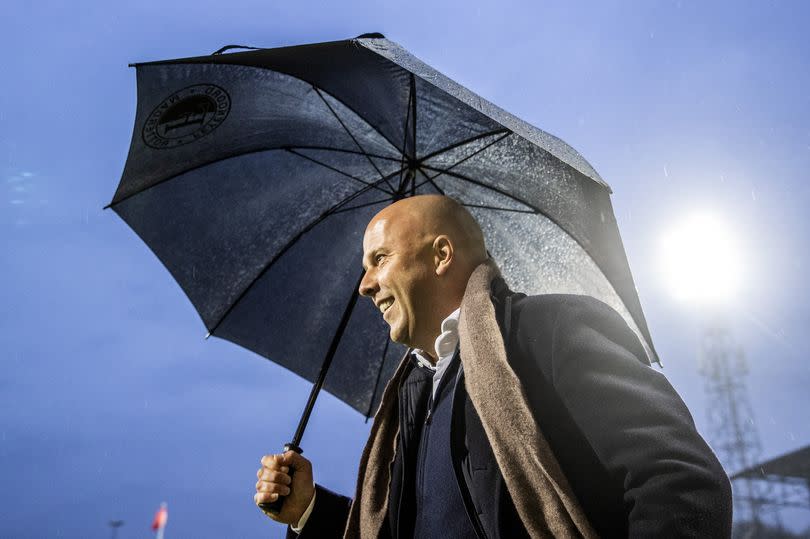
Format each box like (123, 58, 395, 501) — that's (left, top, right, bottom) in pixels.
(289, 288, 733, 538)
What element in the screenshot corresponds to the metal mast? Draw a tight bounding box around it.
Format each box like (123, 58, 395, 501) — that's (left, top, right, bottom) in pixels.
(699, 324, 781, 532)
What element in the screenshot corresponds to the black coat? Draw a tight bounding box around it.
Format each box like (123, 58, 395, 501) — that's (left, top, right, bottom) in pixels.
(289, 288, 733, 538)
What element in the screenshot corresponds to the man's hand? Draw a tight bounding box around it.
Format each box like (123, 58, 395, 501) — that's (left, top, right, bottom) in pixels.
(255, 450, 315, 526)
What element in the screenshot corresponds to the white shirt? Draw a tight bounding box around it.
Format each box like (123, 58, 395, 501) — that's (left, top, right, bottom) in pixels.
(413, 307, 461, 400)
(293, 307, 462, 533)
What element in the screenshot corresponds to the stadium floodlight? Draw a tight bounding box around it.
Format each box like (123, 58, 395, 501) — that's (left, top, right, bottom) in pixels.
(658, 212, 744, 305)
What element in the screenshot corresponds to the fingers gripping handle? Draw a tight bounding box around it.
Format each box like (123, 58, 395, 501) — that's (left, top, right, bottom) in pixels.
(259, 443, 303, 515)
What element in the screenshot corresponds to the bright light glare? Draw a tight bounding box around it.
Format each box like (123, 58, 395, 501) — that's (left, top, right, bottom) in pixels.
(658, 213, 744, 305)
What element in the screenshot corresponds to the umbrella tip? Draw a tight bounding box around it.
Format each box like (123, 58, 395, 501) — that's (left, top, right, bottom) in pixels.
(355, 32, 385, 39)
(204, 332, 211, 340)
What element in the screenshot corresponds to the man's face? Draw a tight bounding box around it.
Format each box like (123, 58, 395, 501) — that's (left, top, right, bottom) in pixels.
(359, 215, 436, 350)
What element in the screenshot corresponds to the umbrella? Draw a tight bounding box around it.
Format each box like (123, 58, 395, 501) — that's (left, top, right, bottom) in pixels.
(109, 33, 659, 508)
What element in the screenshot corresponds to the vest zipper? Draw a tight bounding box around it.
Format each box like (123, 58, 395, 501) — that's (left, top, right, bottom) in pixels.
(417, 392, 434, 504)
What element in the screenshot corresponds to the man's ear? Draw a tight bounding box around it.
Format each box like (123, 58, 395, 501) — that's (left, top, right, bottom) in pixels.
(433, 235, 453, 276)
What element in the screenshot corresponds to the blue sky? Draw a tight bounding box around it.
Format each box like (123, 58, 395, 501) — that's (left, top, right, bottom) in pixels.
(2, 1, 809, 537)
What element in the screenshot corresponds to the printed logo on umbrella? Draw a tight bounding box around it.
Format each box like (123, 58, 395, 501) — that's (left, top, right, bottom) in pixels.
(142, 84, 230, 149)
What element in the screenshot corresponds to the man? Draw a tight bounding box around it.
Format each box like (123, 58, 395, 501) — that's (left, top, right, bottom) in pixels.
(255, 195, 732, 538)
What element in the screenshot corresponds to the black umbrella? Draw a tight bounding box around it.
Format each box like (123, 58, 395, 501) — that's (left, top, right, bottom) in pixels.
(109, 33, 658, 509)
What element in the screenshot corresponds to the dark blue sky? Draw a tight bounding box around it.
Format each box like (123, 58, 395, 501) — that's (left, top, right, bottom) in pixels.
(3, 1, 809, 537)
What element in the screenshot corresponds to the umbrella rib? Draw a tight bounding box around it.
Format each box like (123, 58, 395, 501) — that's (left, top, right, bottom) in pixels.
(411, 75, 417, 161)
(412, 169, 446, 195)
(313, 86, 397, 193)
(106, 146, 395, 209)
(418, 128, 509, 163)
(411, 132, 510, 195)
(409, 74, 418, 196)
(424, 131, 511, 177)
(325, 167, 405, 214)
(419, 164, 538, 214)
(283, 145, 402, 162)
(398, 75, 415, 190)
(285, 148, 394, 195)
(365, 337, 391, 420)
(205, 170, 404, 336)
(329, 196, 395, 215)
(460, 203, 537, 214)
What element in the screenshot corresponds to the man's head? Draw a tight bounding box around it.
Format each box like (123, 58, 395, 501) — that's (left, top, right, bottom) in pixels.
(359, 195, 487, 357)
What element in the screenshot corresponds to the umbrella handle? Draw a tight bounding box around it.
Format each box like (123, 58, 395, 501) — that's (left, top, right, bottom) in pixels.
(259, 442, 303, 517)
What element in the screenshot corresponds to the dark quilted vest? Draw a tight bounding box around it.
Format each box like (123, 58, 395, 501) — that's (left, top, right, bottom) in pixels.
(412, 355, 478, 538)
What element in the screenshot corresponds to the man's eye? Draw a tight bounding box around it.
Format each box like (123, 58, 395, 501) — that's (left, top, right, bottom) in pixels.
(375, 254, 386, 264)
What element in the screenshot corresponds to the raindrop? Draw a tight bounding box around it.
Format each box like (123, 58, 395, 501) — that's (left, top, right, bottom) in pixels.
(751, 190, 756, 201)
(663, 165, 669, 178)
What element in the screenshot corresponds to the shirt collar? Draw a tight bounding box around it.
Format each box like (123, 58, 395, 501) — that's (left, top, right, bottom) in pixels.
(413, 307, 461, 371)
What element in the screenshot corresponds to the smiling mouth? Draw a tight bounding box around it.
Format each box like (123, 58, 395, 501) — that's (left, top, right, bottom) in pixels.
(378, 298, 394, 314)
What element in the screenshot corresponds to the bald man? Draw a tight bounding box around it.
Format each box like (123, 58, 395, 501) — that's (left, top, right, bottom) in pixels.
(256, 195, 732, 538)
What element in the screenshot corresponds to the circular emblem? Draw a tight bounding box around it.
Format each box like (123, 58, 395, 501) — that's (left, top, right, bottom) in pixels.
(142, 84, 231, 149)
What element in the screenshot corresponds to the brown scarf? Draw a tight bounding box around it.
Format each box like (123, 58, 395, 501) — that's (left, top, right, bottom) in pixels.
(343, 259, 597, 538)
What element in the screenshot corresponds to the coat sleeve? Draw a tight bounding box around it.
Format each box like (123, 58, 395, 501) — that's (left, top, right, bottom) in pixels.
(285, 484, 352, 539)
(536, 295, 732, 537)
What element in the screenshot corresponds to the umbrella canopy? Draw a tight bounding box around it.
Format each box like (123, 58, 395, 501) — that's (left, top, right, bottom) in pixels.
(110, 33, 658, 422)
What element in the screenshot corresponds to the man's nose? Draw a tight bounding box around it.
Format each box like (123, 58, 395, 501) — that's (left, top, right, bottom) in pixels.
(358, 270, 377, 297)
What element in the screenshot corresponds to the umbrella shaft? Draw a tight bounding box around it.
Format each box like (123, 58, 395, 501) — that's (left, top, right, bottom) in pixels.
(290, 271, 364, 448)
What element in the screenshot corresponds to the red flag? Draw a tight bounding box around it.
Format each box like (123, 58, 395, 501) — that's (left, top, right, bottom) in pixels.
(151, 503, 168, 531)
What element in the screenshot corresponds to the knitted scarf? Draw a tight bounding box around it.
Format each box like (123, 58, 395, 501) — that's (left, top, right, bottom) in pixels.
(343, 259, 597, 538)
